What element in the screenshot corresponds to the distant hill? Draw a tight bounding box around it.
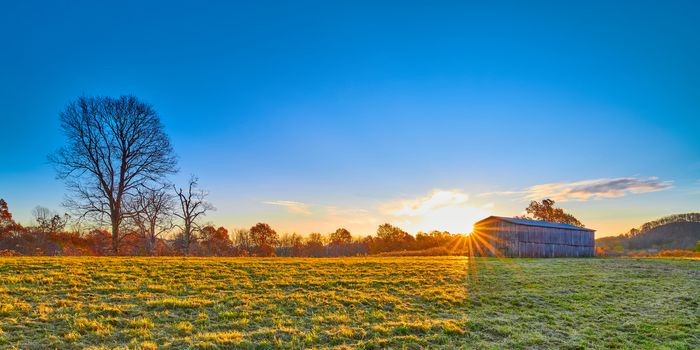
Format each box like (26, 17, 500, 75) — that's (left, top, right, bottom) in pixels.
(597, 213, 700, 252)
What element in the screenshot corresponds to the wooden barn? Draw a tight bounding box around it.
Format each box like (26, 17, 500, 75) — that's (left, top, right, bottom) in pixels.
(472, 216, 595, 257)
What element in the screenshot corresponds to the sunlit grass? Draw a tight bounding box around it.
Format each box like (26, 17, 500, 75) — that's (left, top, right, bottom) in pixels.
(0, 257, 697, 349)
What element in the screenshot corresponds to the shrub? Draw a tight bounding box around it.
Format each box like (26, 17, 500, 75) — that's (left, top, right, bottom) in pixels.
(655, 250, 700, 258)
(0, 249, 20, 256)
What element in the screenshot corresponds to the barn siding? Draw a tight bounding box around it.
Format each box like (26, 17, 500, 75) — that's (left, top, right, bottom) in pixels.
(474, 217, 595, 258)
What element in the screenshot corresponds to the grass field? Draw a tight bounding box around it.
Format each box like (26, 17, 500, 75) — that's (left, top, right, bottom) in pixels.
(0, 257, 698, 349)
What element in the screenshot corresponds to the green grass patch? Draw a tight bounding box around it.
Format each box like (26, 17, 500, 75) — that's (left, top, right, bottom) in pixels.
(0, 257, 697, 349)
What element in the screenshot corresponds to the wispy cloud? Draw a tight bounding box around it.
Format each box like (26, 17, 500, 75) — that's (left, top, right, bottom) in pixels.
(381, 189, 491, 233)
(483, 177, 672, 202)
(263, 200, 312, 215)
(325, 207, 375, 225)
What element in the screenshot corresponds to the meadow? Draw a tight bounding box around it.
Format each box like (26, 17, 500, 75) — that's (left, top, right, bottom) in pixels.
(0, 257, 697, 349)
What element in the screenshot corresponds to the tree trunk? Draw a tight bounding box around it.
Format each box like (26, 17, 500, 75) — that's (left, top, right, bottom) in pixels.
(147, 222, 156, 255)
(184, 224, 191, 256)
(111, 219, 120, 255)
(149, 236, 157, 255)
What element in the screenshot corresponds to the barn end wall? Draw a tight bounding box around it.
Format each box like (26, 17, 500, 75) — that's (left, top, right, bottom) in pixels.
(473, 219, 595, 258)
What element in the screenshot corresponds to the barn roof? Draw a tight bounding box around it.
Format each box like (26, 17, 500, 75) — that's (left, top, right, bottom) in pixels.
(474, 216, 595, 232)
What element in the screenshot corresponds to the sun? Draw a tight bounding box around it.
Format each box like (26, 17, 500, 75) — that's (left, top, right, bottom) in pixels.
(398, 203, 491, 234)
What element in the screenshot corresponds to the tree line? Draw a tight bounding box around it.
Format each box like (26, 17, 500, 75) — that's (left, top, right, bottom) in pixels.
(621, 213, 700, 238)
(0, 199, 468, 256)
(596, 212, 700, 255)
(1, 196, 589, 257)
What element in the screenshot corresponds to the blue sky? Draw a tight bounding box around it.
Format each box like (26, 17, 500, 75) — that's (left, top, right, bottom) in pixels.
(1, 0, 698, 237)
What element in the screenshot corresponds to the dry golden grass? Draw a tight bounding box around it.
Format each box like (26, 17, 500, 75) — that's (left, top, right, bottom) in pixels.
(0, 257, 698, 349)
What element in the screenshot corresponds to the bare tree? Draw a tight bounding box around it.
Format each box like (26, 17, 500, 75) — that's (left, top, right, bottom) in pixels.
(232, 228, 252, 255)
(49, 95, 177, 254)
(128, 185, 174, 255)
(173, 176, 214, 255)
(30, 206, 70, 255)
(32, 206, 70, 234)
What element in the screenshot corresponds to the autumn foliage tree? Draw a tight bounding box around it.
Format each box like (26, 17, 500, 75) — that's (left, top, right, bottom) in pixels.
(0, 199, 18, 233)
(519, 199, 584, 227)
(328, 228, 352, 256)
(249, 223, 278, 256)
(200, 226, 234, 256)
(0, 199, 23, 254)
(329, 228, 352, 245)
(375, 223, 414, 251)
